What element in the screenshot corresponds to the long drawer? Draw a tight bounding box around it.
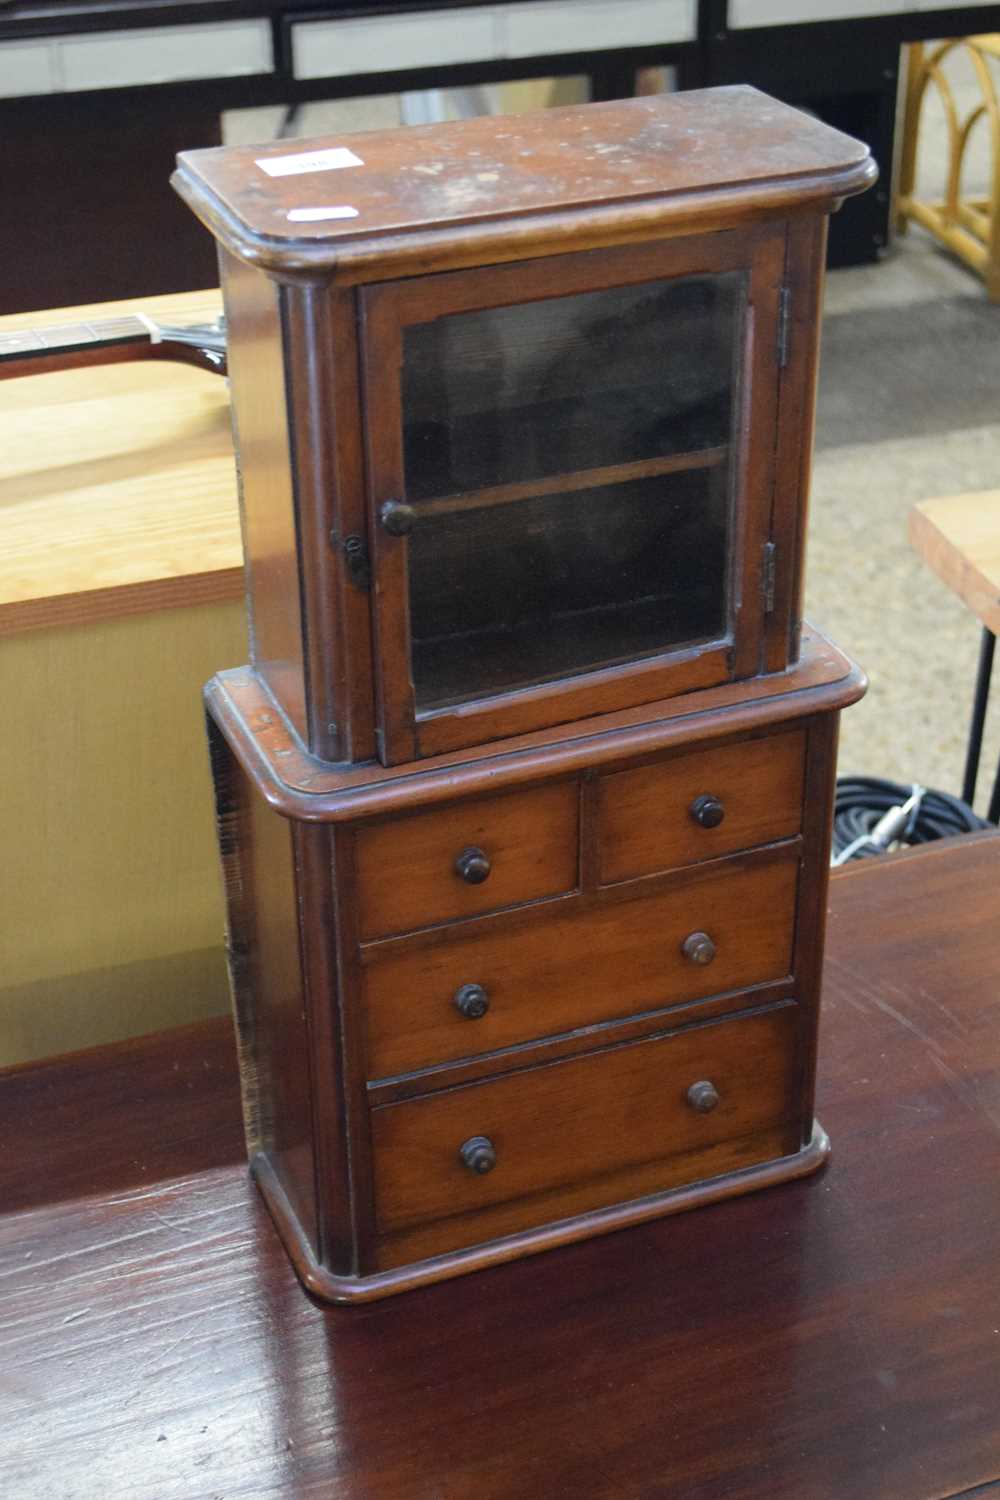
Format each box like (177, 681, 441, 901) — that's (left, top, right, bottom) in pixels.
(364, 847, 798, 1079)
(371, 1001, 800, 1258)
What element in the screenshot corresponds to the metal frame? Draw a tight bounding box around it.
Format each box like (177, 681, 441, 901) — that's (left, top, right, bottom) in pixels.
(962, 627, 1000, 823)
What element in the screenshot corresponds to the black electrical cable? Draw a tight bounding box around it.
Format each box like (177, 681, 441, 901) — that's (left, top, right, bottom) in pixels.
(833, 776, 990, 862)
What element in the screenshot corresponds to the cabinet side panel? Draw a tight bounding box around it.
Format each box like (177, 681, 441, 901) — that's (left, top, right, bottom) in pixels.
(209, 716, 317, 1249)
(280, 284, 377, 764)
(793, 709, 841, 1141)
(220, 247, 307, 740)
(768, 214, 828, 671)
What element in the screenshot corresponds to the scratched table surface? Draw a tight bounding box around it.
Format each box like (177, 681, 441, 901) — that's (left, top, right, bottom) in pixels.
(2, 833, 1000, 1500)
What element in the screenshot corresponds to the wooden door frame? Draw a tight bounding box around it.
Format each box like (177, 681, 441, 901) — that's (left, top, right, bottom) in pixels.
(361, 225, 785, 765)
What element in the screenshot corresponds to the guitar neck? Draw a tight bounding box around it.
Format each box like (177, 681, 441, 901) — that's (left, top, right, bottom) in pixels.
(0, 315, 151, 366)
(0, 311, 227, 379)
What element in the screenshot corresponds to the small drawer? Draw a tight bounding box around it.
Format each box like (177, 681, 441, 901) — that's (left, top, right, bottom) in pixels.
(371, 1002, 800, 1244)
(364, 847, 797, 1077)
(355, 781, 579, 941)
(598, 729, 805, 884)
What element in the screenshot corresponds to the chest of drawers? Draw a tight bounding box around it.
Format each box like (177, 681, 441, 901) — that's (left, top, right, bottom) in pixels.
(179, 88, 874, 1299)
(208, 635, 861, 1300)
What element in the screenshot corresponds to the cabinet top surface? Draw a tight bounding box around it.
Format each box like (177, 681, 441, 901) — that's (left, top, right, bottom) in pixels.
(206, 626, 866, 822)
(173, 87, 875, 276)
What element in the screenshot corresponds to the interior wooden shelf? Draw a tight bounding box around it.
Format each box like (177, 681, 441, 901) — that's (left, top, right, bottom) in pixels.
(415, 445, 729, 519)
(403, 386, 732, 503)
(412, 588, 725, 710)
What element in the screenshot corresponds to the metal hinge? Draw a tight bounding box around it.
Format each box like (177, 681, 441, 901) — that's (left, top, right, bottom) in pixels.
(777, 286, 792, 368)
(762, 540, 777, 613)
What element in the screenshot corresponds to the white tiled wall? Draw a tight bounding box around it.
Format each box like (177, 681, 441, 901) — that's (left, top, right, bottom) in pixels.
(729, 0, 993, 26)
(0, 20, 272, 99)
(292, 0, 696, 81)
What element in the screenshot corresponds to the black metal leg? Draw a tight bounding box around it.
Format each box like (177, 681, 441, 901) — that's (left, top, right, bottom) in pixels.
(589, 60, 638, 103)
(278, 103, 302, 140)
(988, 757, 1000, 825)
(962, 627, 996, 807)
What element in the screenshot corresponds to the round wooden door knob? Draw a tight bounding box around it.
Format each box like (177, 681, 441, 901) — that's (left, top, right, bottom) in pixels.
(455, 846, 492, 884)
(681, 930, 717, 965)
(459, 1136, 497, 1174)
(454, 983, 490, 1020)
(690, 793, 725, 829)
(686, 1080, 720, 1113)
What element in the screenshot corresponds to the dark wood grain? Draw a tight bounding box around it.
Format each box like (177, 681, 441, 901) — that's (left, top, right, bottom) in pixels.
(361, 228, 781, 760)
(597, 723, 805, 883)
(791, 710, 842, 1139)
(413, 446, 729, 518)
(370, 1000, 801, 1264)
(2, 835, 999, 1497)
(769, 212, 829, 669)
(173, 87, 876, 282)
(0, 1017, 243, 1216)
(178, 92, 874, 764)
(224, 750, 318, 1252)
(208, 646, 856, 1299)
(204, 624, 865, 812)
(353, 779, 580, 940)
(174, 88, 871, 1320)
(220, 247, 308, 742)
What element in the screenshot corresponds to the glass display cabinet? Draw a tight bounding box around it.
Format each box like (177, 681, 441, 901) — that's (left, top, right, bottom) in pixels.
(174, 86, 874, 1302)
(366, 237, 773, 760)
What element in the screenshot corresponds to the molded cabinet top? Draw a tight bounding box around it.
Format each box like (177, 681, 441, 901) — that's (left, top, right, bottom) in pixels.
(173, 86, 876, 281)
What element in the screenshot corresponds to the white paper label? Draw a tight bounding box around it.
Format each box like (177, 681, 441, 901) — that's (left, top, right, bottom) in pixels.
(287, 205, 360, 222)
(255, 146, 364, 178)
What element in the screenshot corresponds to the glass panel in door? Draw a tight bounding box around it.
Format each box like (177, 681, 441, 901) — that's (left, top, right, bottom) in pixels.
(400, 272, 744, 712)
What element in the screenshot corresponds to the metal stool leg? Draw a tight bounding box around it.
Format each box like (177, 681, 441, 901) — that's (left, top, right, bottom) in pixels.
(962, 627, 996, 806)
(277, 104, 302, 140)
(988, 756, 1000, 825)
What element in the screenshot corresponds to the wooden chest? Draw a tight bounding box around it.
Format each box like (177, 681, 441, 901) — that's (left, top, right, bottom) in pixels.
(175, 86, 874, 1300)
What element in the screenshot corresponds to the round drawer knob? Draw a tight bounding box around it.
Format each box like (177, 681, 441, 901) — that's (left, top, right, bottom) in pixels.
(454, 983, 490, 1020)
(690, 794, 725, 829)
(379, 498, 418, 536)
(681, 930, 717, 965)
(686, 1080, 720, 1114)
(455, 846, 491, 884)
(459, 1135, 497, 1174)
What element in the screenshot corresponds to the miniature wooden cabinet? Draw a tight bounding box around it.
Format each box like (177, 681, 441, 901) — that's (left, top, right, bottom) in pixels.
(174, 86, 874, 1301)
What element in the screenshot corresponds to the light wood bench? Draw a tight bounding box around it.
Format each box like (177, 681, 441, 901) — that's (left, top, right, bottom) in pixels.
(0, 288, 244, 1064)
(909, 489, 1000, 819)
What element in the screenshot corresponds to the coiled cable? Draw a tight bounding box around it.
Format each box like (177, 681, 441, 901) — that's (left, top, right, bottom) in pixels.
(832, 776, 990, 865)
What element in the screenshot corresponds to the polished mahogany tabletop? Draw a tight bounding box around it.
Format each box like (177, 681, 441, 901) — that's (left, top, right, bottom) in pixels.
(2, 833, 999, 1499)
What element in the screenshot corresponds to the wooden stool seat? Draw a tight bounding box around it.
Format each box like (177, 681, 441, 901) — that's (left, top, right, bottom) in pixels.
(909, 489, 1000, 817)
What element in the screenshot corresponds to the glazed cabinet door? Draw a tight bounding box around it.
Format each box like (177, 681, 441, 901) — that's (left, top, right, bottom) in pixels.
(362, 229, 785, 763)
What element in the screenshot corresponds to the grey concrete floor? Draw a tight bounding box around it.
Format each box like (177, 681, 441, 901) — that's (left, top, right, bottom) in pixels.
(812, 239, 1000, 811)
(227, 57, 1000, 814)
(813, 47, 1000, 811)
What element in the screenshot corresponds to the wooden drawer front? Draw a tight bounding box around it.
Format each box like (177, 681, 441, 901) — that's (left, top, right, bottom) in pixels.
(365, 849, 797, 1078)
(355, 782, 579, 941)
(372, 1003, 799, 1237)
(599, 730, 805, 884)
